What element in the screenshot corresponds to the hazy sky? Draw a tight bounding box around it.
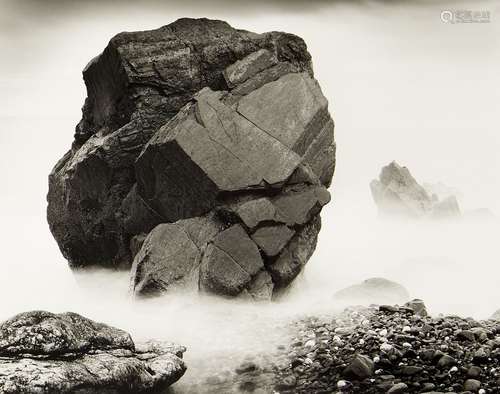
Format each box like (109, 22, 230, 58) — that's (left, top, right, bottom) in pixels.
(0, 0, 499, 318)
(1, 0, 498, 214)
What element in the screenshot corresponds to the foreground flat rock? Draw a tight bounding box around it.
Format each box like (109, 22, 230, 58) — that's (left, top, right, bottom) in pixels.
(0, 311, 186, 393)
(47, 18, 335, 300)
(0, 310, 134, 356)
(370, 161, 460, 219)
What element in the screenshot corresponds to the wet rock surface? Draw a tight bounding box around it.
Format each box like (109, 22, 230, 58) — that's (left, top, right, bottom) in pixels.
(47, 18, 335, 300)
(370, 161, 460, 219)
(0, 311, 186, 393)
(227, 302, 500, 393)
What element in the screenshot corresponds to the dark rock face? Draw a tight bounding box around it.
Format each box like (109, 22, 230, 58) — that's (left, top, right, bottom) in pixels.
(405, 298, 428, 317)
(370, 161, 460, 219)
(0, 311, 186, 393)
(199, 224, 264, 296)
(47, 18, 335, 299)
(130, 213, 222, 296)
(343, 354, 374, 379)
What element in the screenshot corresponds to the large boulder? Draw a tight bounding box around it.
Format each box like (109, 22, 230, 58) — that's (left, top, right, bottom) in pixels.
(370, 161, 460, 219)
(0, 311, 186, 393)
(47, 18, 335, 299)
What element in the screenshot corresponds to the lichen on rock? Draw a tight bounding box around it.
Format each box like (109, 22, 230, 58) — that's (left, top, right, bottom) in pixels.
(0, 311, 186, 394)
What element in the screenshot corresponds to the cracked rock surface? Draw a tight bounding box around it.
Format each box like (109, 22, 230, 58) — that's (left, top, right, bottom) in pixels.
(0, 311, 186, 393)
(47, 18, 335, 299)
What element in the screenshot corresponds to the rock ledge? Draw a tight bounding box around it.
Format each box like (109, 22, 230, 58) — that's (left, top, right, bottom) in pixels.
(0, 311, 186, 394)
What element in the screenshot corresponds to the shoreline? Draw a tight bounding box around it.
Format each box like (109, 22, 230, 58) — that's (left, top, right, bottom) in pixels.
(224, 302, 500, 393)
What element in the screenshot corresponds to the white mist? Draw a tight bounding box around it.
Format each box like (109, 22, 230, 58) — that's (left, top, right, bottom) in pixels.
(1, 0, 499, 391)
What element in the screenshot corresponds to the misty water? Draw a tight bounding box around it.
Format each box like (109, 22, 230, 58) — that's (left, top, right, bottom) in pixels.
(1, 0, 499, 391)
(1, 209, 499, 391)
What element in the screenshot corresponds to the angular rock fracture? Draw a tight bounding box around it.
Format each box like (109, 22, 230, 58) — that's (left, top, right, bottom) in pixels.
(47, 18, 336, 300)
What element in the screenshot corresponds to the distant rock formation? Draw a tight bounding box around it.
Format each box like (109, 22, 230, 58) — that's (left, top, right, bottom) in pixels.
(47, 18, 335, 300)
(430, 195, 461, 219)
(464, 208, 497, 221)
(333, 278, 410, 306)
(423, 181, 462, 203)
(370, 161, 460, 219)
(0, 311, 186, 393)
